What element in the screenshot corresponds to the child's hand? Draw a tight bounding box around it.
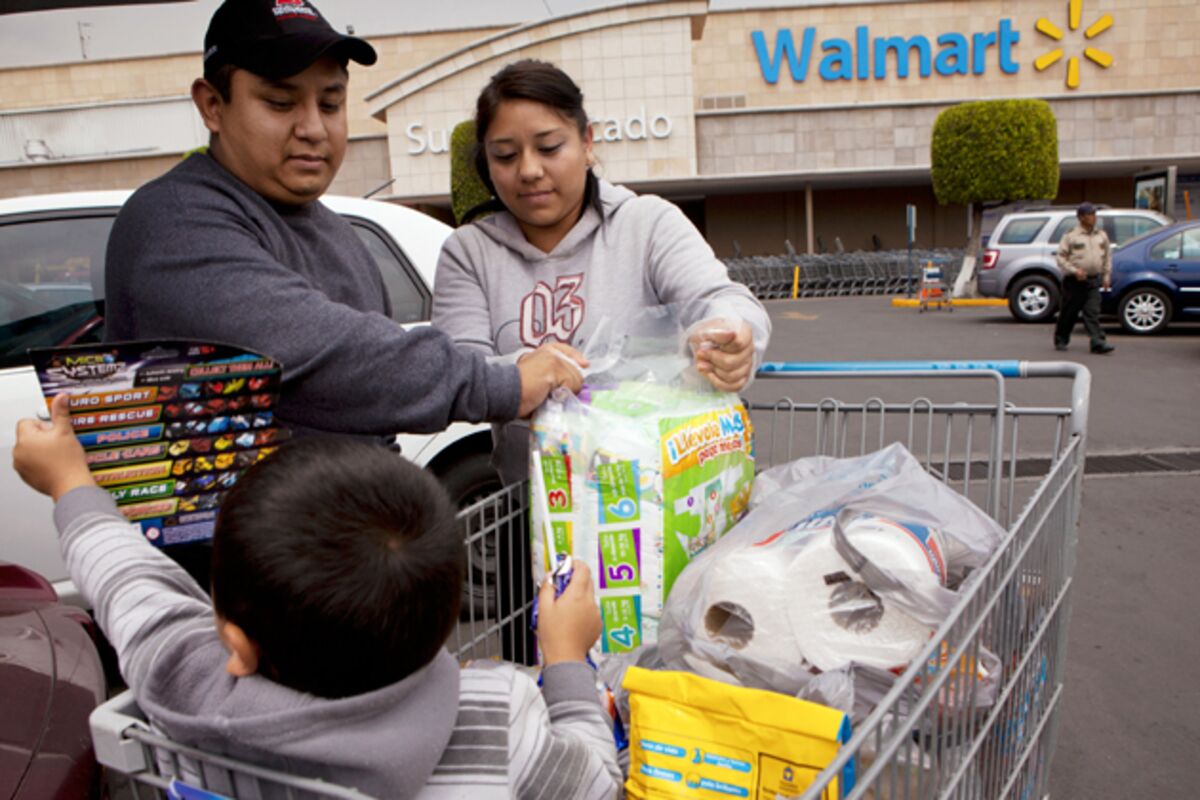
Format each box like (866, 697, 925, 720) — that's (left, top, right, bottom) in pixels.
(690, 319, 755, 393)
(14, 393, 95, 501)
(536, 561, 602, 665)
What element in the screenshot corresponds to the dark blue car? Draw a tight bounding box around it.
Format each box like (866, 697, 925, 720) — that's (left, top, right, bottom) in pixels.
(1103, 220, 1200, 334)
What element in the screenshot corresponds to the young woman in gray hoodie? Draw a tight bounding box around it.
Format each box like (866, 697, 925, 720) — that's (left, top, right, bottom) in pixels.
(432, 59, 772, 485)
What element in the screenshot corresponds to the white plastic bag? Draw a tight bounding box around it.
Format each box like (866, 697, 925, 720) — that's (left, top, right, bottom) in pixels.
(658, 443, 1005, 697)
(529, 303, 757, 656)
(745, 443, 1002, 581)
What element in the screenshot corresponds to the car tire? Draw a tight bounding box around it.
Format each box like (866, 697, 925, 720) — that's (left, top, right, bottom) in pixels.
(438, 450, 502, 510)
(434, 451, 508, 620)
(1008, 275, 1060, 323)
(1119, 287, 1172, 335)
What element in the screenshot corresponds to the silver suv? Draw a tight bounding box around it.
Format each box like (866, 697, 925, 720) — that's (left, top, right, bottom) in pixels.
(977, 206, 1171, 322)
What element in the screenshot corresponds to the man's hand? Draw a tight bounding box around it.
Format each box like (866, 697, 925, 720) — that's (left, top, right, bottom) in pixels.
(536, 562, 603, 665)
(1074, 268, 1086, 281)
(1103, 277, 1111, 291)
(14, 393, 95, 501)
(517, 343, 587, 417)
(690, 319, 755, 393)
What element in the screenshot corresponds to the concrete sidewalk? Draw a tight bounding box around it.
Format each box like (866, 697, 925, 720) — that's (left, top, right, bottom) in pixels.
(1049, 472, 1200, 798)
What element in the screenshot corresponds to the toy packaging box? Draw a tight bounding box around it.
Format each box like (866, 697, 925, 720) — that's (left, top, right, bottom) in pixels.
(530, 381, 754, 656)
(31, 341, 287, 547)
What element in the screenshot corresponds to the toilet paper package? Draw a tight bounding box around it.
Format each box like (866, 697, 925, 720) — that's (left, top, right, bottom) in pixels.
(659, 444, 1006, 708)
(531, 380, 755, 656)
(744, 443, 1004, 581)
(661, 511, 946, 691)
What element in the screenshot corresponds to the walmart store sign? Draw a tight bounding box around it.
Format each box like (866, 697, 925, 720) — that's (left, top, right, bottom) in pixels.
(752, 20, 1021, 83)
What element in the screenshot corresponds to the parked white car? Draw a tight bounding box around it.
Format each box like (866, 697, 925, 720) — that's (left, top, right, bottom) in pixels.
(0, 191, 499, 603)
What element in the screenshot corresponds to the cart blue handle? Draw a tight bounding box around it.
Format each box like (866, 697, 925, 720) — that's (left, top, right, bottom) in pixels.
(759, 360, 1025, 378)
(757, 359, 1090, 439)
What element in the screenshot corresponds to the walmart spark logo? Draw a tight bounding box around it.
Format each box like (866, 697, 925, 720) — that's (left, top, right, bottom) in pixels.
(1034, 0, 1113, 89)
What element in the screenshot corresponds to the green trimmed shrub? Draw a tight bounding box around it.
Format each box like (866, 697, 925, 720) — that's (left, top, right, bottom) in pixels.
(931, 99, 1059, 293)
(931, 99, 1059, 207)
(450, 120, 493, 225)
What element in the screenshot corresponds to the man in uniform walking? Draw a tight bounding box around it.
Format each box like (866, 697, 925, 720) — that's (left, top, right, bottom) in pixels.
(1054, 202, 1115, 354)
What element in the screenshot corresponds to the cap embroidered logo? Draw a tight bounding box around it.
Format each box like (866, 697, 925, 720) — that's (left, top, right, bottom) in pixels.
(273, 0, 318, 20)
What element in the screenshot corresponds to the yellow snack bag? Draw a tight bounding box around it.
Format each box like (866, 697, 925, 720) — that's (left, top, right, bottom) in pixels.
(623, 667, 854, 799)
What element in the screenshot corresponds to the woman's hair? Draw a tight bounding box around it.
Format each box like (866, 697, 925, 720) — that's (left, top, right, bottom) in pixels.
(470, 59, 600, 219)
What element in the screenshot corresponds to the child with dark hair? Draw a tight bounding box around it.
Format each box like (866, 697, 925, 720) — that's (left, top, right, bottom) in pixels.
(208, 434, 465, 699)
(14, 394, 620, 798)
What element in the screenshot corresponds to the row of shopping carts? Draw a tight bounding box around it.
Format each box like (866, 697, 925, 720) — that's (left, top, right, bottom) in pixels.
(723, 248, 964, 300)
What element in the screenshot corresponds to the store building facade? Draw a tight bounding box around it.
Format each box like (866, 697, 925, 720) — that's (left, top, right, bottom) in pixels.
(2, 0, 1197, 254)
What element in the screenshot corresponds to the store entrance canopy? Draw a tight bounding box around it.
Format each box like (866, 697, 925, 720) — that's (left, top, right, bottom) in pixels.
(3, 0, 193, 13)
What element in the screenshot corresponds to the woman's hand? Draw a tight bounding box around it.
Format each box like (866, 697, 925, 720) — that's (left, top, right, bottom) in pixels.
(690, 319, 755, 393)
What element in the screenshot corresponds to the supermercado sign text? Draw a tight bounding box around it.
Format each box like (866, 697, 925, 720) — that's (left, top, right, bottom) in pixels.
(405, 107, 673, 156)
(752, 20, 1020, 83)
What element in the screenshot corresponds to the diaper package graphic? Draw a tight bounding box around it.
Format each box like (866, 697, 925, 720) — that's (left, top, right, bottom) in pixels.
(531, 381, 754, 655)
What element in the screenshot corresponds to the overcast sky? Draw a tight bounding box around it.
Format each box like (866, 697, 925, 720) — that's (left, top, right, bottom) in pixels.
(0, 0, 885, 70)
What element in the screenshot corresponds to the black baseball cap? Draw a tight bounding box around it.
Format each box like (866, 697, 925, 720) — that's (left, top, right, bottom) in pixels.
(203, 0, 377, 82)
(1077, 201, 1097, 216)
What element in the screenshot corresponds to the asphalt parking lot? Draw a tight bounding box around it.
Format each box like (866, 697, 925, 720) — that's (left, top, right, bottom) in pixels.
(758, 295, 1199, 797)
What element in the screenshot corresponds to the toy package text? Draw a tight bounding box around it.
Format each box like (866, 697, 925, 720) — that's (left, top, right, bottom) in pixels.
(31, 341, 287, 547)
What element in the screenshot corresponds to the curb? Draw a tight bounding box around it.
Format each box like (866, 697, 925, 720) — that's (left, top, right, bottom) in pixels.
(890, 298, 1007, 308)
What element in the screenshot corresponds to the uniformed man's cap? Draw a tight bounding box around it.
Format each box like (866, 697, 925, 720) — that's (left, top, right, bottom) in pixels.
(203, 0, 377, 82)
(1077, 202, 1097, 216)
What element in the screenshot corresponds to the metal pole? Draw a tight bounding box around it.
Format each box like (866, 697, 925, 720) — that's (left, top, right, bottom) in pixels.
(907, 237, 914, 297)
(805, 183, 815, 255)
(905, 203, 916, 297)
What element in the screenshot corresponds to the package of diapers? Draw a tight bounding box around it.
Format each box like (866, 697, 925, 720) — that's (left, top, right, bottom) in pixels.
(531, 380, 754, 655)
(527, 297, 768, 658)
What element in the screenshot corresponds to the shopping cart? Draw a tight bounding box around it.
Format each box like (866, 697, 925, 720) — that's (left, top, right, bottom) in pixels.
(91, 360, 1090, 800)
(918, 261, 952, 312)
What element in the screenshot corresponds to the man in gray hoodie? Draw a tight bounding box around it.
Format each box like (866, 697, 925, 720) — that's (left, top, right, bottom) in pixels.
(105, 0, 583, 441)
(14, 395, 620, 798)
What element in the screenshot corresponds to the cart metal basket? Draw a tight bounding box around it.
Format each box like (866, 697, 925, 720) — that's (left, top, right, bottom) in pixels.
(91, 360, 1090, 800)
(918, 262, 952, 312)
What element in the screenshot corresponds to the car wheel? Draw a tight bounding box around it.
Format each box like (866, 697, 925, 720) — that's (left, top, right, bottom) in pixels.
(1119, 287, 1172, 335)
(439, 450, 502, 510)
(1008, 275, 1059, 323)
(435, 451, 506, 619)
